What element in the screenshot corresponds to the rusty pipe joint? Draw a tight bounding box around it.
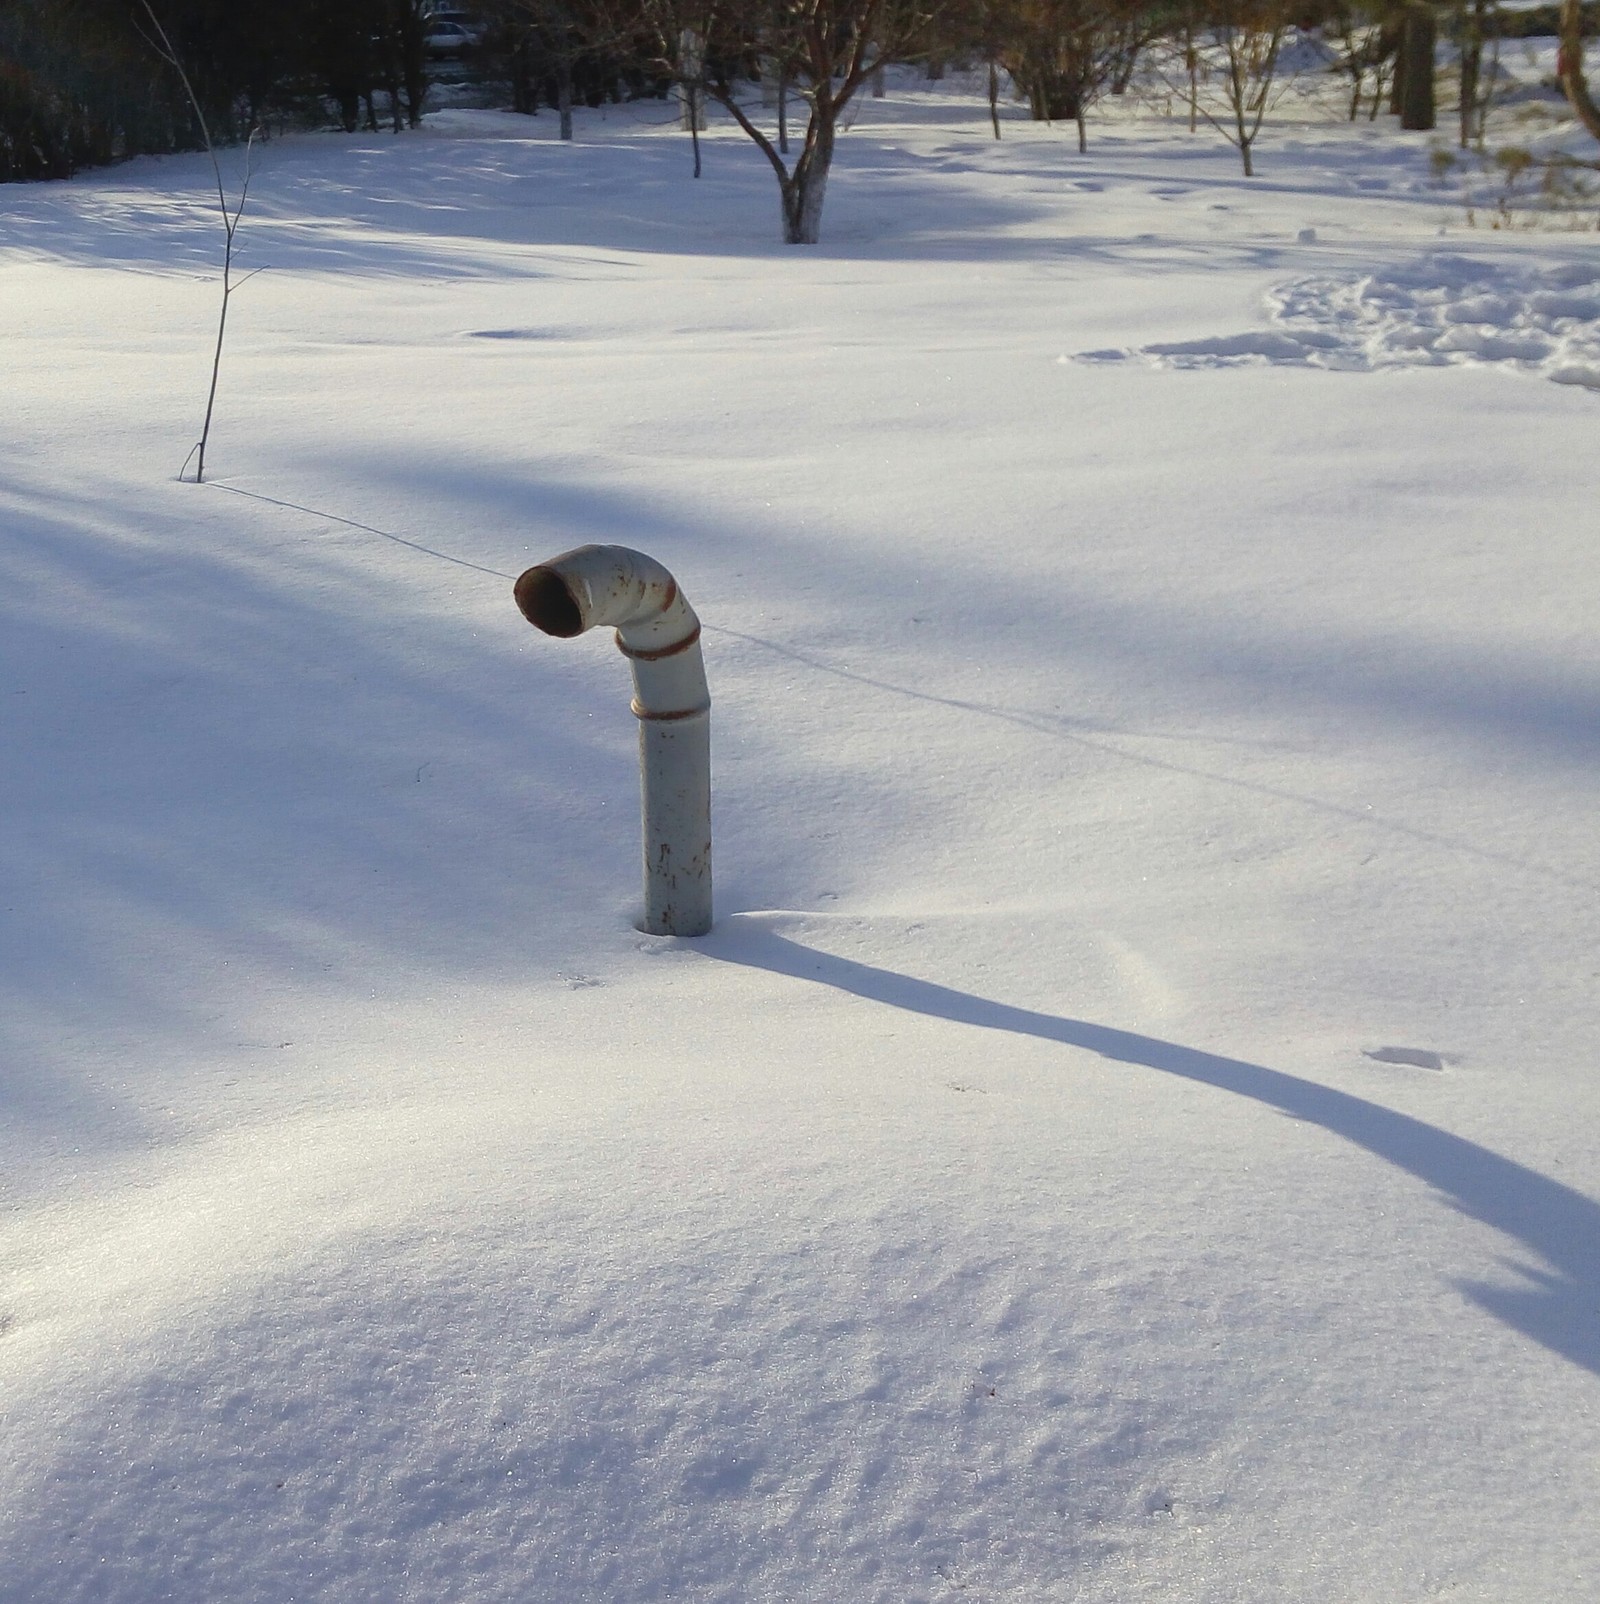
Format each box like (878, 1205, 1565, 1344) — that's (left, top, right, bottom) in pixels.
(515, 545, 711, 937)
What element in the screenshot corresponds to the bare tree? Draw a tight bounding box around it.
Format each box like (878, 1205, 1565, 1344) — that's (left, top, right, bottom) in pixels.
(1154, 0, 1289, 176)
(679, 25, 708, 173)
(999, 0, 1156, 152)
(918, 0, 1009, 136)
(485, 0, 636, 140)
(641, 0, 940, 243)
(1455, 0, 1502, 149)
(1324, 5, 1396, 123)
(614, 0, 717, 168)
(391, 0, 431, 127)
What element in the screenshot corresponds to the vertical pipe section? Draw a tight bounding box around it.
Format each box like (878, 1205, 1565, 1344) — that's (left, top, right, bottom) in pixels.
(514, 545, 712, 937)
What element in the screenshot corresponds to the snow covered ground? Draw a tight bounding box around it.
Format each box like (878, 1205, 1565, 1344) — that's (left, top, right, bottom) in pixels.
(2, 67, 1598, 1604)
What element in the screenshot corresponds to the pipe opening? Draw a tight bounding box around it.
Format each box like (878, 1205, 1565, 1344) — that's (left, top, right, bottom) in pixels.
(514, 567, 585, 637)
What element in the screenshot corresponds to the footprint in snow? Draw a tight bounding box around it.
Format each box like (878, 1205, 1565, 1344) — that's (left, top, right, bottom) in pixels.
(1363, 1045, 1452, 1071)
(1065, 259, 1600, 391)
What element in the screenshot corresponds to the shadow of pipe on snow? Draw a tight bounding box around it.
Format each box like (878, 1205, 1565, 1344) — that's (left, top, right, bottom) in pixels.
(699, 919, 1600, 1377)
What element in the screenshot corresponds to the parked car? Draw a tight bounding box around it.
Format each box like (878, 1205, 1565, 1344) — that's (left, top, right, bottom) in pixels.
(423, 6, 485, 41)
(424, 20, 476, 56)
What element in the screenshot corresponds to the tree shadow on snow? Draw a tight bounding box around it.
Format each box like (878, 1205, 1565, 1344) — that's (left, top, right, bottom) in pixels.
(323, 442, 1600, 782)
(0, 113, 1397, 281)
(700, 919, 1600, 1377)
(0, 471, 641, 1172)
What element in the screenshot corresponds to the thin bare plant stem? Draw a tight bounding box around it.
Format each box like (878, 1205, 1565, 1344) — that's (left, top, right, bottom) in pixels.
(136, 1, 257, 483)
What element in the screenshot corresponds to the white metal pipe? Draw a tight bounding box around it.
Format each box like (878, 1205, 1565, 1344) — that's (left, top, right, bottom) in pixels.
(514, 545, 712, 937)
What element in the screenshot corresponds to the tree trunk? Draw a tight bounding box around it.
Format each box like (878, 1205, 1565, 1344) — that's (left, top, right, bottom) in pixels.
(1398, 4, 1436, 130)
(398, 3, 427, 129)
(989, 59, 1001, 138)
(1559, 0, 1600, 141)
(511, 44, 538, 115)
(678, 31, 706, 131)
(558, 62, 574, 140)
(1228, 46, 1255, 175)
(1458, 2, 1482, 146)
(1028, 71, 1081, 123)
(1336, 25, 1367, 121)
(385, 54, 403, 132)
(678, 77, 706, 133)
(781, 112, 835, 244)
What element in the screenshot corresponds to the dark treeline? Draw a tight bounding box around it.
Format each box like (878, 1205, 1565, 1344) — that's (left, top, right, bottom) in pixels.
(1, 0, 427, 182)
(0, 0, 681, 183)
(4, 0, 180, 180)
(7, 1, 1600, 186)
(0, 0, 689, 183)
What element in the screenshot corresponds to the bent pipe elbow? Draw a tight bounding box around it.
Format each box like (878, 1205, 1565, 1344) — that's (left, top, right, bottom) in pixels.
(514, 544, 712, 937)
(515, 544, 708, 718)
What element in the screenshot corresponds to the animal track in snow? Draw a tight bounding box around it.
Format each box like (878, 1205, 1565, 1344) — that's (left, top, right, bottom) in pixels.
(1075, 257, 1600, 389)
